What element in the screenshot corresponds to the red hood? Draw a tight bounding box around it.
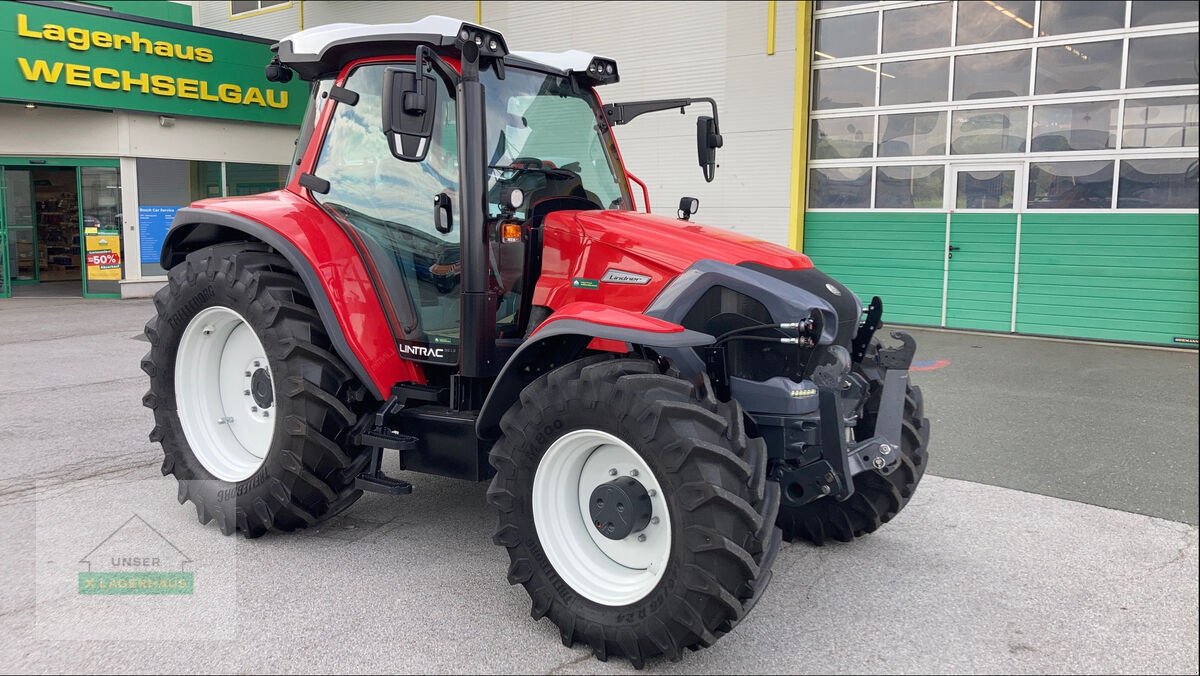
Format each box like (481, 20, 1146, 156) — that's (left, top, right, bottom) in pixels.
(549, 210, 811, 272)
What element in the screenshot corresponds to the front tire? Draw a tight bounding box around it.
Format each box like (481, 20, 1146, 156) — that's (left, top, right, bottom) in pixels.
(142, 243, 371, 537)
(487, 357, 780, 667)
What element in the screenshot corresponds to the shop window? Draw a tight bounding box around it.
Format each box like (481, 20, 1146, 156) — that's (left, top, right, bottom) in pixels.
(956, 169, 1016, 209)
(136, 159, 222, 277)
(1130, 1, 1199, 26)
(879, 111, 946, 156)
(953, 49, 1031, 100)
(955, 0, 1035, 46)
(880, 58, 949, 106)
(1038, 1, 1126, 36)
(881, 3, 952, 53)
(231, 1, 288, 15)
(811, 116, 875, 159)
(1127, 34, 1200, 88)
(950, 107, 1028, 154)
(1034, 40, 1123, 95)
(812, 65, 876, 110)
(1117, 158, 1200, 208)
(1031, 101, 1118, 152)
(1027, 161, 1114, 209)
(81, 167, 123, 296)
(875, 165, 944, 208)
(1122, 97, 1199, 148)
(814, 13, 877, 61)
(809, 167, 872, 208)
(225, 163, 289, 196)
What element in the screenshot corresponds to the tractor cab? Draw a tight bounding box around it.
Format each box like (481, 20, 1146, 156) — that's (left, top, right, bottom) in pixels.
(268, 17, 724, 382)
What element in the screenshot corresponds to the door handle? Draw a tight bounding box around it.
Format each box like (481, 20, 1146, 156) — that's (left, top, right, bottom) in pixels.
(948, 245, 961, 251)
(948, 245, 960, 259)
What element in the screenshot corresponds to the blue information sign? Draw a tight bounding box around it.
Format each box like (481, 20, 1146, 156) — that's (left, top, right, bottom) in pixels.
(138, 206, 181, 265)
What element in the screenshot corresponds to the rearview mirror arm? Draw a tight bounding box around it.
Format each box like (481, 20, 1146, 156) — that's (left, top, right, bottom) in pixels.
(602, 97, 720, 134)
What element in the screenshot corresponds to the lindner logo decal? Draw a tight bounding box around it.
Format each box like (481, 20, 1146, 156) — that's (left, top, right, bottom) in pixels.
(397, 342, 447, 359)
(825, 283, 842, 296)
(602, 269, 652, 285)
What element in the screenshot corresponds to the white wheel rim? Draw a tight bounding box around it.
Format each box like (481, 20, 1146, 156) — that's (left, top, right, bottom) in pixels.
(533, 429, 672, 606)
(175, 306, 276, 483)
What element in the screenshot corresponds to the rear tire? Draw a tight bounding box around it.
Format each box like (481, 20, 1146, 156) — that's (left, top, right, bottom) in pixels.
(142, 243, 371, 537)
(488, 356, 780, 667)
(775, 339, 930, 545)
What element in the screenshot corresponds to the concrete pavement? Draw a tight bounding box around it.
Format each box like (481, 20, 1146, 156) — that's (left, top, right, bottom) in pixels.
(1, 297, 1196, 673)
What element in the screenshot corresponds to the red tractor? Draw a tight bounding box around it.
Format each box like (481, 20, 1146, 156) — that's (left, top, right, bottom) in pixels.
(143, 17, 929, 667)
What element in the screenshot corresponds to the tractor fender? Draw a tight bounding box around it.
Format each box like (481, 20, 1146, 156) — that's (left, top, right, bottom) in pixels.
(161, 207, 388, 400)
(476, 303, 713, 438)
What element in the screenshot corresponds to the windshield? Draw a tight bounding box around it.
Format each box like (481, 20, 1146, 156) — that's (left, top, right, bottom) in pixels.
(482, 67, 631, 213)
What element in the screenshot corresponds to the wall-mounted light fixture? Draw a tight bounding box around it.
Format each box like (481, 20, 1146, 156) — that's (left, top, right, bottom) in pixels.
(25, 103, 37, 110)
(159, 115, 176, 127)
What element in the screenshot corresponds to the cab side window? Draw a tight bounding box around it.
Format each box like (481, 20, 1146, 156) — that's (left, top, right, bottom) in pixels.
(312, 64, 461, 354)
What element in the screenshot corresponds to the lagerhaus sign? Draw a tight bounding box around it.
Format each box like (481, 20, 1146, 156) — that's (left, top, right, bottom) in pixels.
(0, 2, 305, 125)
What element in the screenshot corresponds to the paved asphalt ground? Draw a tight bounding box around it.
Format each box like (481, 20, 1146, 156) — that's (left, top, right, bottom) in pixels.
(1, 296, 1196, 674)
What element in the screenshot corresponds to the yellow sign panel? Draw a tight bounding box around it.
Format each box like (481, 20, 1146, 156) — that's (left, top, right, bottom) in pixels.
(85, 232, 122, 281)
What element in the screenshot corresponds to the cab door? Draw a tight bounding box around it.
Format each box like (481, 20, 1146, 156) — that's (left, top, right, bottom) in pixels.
(309, 62, 462, 364)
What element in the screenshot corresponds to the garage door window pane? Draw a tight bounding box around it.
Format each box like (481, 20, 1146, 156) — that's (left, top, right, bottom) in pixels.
(1130, 1, 1200, 26)
(956, 170, 1015, 209)
(1038, 1, 1126, 35)
(882, 3, 952, 53)
(1031, 101, 1118, 152)
(954, 49, 1031, 100)
(1123, 97, 1200, 148)
(876, 165, 944, 208)
(1118, 158, 1200, 208)
(1035, 40, 1123, 94)
(813, 65, 876, 110)
(809, 167, 872, 208)
(816, 0, 877, 9)
(1028, 161, 1114, 209)
(951, 107, 1028, 154)
(879, 111, 946, 156)
(811, 116, 875, 159)
(880, 58, 949, 106)
(815, 13, 878, 61)
(1127, 34, 1200, 88)
(956, 0, 1035, 45)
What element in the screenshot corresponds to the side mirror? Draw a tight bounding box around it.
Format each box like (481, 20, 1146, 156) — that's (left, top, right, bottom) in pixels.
(696, 115, 723, 183)
(383, 66, 437, 162)
(678, 196, 699, 221)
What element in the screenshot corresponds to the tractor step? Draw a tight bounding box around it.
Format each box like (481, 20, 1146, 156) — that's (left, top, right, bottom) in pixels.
(355, 471, 414, 495)
(355, 429, 419, 451)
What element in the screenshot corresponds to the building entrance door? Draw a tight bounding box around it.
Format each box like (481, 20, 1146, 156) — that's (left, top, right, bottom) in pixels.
(943, 164, 1023, 332)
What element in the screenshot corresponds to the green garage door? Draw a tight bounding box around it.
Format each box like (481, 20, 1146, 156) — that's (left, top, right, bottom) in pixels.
(1017, 212, 1199, 346)
(803, 210, 1199, 347)
(802, 212, 944, 326)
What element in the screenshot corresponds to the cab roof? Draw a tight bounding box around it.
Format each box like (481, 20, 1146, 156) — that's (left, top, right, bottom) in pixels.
(274, 15, 617, 82)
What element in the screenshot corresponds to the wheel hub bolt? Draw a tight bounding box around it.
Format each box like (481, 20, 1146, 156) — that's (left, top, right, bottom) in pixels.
(651, 516, 660, 525)
(648, 489, 657, 497)
(820, 484, 832, 495)
(629, 469, 639, 477)
(254, 361, 261, 367)
(251, 406, 258, 412)
(608, 468, 618, 476)
(244, 389, 251, 396)
(637, 534, 646, 542)
(880, 444, 892, 455)
(872, 456, 886, 469)
(262, 410, 270, 418)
